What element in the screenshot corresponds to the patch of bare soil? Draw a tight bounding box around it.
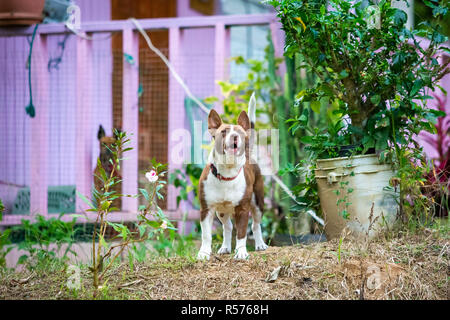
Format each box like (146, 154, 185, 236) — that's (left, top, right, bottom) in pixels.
(0, 231, 448, 300)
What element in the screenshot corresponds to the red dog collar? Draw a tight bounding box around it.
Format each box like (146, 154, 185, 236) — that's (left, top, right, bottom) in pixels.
(210, 163, 242, 181)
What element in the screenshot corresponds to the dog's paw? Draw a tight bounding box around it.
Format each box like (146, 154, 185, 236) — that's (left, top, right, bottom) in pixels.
(255, 242, 269, 251)
(218, 246, 231, 254)
(197, 250, 211, 261)
(234, 247, 249, 260)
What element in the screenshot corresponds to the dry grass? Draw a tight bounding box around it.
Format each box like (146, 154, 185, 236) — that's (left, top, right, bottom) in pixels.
(0, 228, 448, 300)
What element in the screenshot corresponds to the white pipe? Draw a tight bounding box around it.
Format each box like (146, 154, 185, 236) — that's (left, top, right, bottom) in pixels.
(271, 175, 325, 226)
(129, 18, 210, 115)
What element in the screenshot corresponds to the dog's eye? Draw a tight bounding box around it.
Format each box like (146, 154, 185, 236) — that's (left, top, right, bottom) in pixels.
(221, 131, 226, 138)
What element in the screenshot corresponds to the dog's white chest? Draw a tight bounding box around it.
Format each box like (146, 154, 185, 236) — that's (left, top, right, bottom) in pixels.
(203, 170, 246, 215)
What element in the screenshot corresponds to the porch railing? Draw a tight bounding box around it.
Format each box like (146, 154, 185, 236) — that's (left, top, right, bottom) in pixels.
(0, 14, 282, 226)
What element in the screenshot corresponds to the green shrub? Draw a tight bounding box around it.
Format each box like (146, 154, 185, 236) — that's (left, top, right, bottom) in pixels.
(13, 213, 77, 271)
(0, 199, 12, 269)
(269, 0, 449, 226)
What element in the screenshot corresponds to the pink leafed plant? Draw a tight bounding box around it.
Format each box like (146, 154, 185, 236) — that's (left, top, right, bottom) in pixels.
(419, 93, 449, 216)
(420, 94, 450, 166)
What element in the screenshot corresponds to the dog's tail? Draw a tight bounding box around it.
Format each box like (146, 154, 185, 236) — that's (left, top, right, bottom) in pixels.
(248, 92, 257, 163)
(248, 92, 256, 129)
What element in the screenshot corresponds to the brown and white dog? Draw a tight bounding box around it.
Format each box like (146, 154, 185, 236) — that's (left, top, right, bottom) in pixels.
(197, 93, 268, 260)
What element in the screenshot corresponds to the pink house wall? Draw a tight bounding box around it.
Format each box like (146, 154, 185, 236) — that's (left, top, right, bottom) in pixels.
(0, 0, 279, 219)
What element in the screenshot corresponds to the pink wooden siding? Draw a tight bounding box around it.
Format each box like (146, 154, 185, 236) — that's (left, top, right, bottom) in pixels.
(0, 37, 31, 214)
(75, 34, 93, 213)
(29, 34, 49, 216)
(121, 28, 139, 213)
(0, 0, 112, 217)
(167, 26, 183, 212)
(214, 22, 227, 104)
(177, 1, 216, 101)
(0, 0, 112, 219)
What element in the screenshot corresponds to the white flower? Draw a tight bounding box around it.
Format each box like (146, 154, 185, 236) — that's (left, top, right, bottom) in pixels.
(161, 220, 168, 230)
(145, 170, 158, 183)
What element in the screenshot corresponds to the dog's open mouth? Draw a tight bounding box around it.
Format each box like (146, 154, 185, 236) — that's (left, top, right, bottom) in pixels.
(225, 136, 239, 154)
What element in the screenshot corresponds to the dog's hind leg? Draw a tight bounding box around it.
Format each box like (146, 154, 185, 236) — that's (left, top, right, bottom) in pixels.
(216, 212, 232, 254)
(197, 210, 215, 260)
(251, 205, 268, 251)
(234, 208, 250, 260)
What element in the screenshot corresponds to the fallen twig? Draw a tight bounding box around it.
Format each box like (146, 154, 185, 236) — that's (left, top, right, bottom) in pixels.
(118, 279, 144, 289)
(10, 273, 34, 286)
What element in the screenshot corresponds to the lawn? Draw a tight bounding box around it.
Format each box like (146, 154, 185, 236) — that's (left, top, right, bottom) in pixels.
(1, 223, 448, 300)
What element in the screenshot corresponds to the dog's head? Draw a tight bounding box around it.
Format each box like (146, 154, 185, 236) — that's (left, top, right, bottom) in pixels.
(208, 107, 250, 165)
(97, 125, 120, 173)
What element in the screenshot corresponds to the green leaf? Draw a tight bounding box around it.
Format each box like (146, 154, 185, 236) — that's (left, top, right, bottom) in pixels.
(204, 96, 218, 104)
(139, 188, 150, 201)
(339, 70, 349, 79)
(76, 191, 96, 210)
(17, 255, 29, 265)
(436, 85, 447, 95)
(100, 200, 111, 211)
(432, 5, 448, 17)
(410, 79, 423, 97)
(121, 225, 128, 241)
(300, 135, 314, 145)
(137, 225, 146, 238)
(106, 221, 122, 233)
(429, 109, 446, 118)
(298, 114, 308, 123)
(310, 100, 321, 113)
(423, 0, 436, 9)
(370, 95, 381, 105)
(392, 9, 407, 26)
(375, 137, 388, 150)
(146, 220, 160, 229)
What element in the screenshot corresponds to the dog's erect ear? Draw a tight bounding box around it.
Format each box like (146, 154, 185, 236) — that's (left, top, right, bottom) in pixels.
(237, 111, 250, 132)
(208, 109, 222, 136)
(97, 125, 106, 140)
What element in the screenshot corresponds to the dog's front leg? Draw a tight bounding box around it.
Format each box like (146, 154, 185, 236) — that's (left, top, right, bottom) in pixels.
(234, 210, 250, 260)
(216, 212, 232, 254)
(197, 210, 214, 260)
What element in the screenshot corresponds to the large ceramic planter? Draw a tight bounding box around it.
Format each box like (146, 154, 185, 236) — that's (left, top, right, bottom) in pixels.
(0, 0, 45, 26)
(315, 154, 398, 240)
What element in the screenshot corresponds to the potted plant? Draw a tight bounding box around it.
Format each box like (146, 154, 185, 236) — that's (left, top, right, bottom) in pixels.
(270, 0, 450, 239)
(0, 0, 45, 26)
